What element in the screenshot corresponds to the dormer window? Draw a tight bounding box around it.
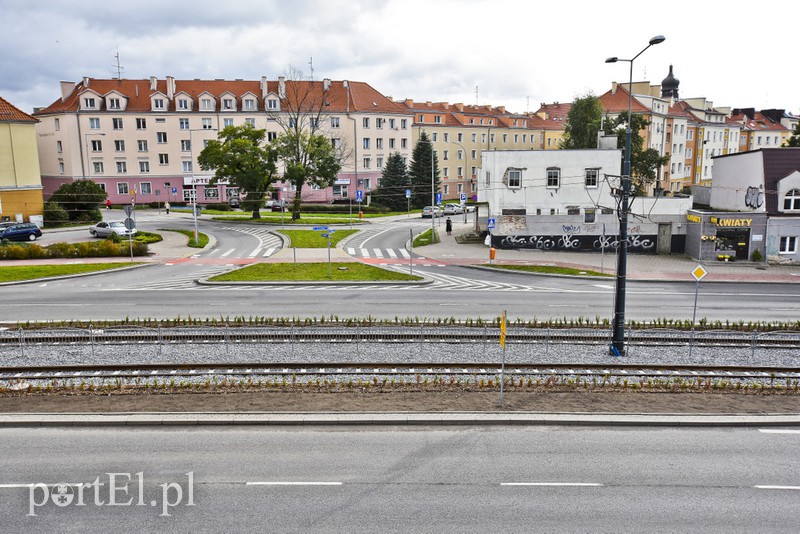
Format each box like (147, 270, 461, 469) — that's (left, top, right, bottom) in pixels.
(178, 99, 190, 110)
(223, 98, 234, 110)
(153, 98, 165, 110)
(108, 98, 121, 110)
(201, 98, 213, 110)
(244, 99, 256, 111)
(267, 99, 278, 110)
(84, 97, 96, 108)
(784, 189, 800, 211)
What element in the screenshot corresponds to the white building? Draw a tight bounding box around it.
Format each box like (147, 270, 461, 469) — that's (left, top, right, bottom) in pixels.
(478, 149, 692, 254)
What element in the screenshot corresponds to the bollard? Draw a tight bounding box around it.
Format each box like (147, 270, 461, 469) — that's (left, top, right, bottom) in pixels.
(18, 328, 24, 360)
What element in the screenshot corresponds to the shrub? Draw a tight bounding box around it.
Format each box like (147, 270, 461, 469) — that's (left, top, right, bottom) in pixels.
(205, 203, 231, 211)
(43, 201, 71, 227)
(751, 249, 763, 262)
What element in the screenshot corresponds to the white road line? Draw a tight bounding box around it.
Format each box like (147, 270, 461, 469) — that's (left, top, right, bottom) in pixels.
(386, 249, 397, 258)
(245, 481, 342, 486)
(263, 247, 276, 257)
(220, 248, 236, 257)
(346, 247, 356, 255)
(501, 482, 603, 487)
(360, 248, 369, 258)
(373, 249, 384, 258)
(754, 485, 800, 490)
(398, 249, 410, 258)
(759, 429, 800, 434)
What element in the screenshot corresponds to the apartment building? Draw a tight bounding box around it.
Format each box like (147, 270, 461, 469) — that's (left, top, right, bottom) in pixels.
(0, 96, 43, 223)
(530, 102, 571, 150)
(731, 108, 792, 152)
(32, 76, 413, 205)
(400, 100, 543, 200)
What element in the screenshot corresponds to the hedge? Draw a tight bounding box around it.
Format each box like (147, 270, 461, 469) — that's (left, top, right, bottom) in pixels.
(0, 240, 149, 259)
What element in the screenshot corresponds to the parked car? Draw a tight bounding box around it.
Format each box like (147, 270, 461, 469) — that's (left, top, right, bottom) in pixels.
(443, 204, 464, 215)
(421, 206, 443, 218)
(0, 222, 42, 241)
(228, 198, 240, 209)
(89, 221, 137, 238)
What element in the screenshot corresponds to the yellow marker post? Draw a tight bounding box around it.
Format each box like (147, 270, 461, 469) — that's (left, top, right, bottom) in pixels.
(500, 310, 507, 407)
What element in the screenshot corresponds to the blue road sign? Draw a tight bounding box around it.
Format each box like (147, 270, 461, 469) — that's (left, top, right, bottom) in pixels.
(321, 233, 329, 238)
(488, 218, 496, 229)
(312, 226, 329, 231)
(460, 193, 467, 203)
(171, 187, 177, 194)
(356, 190, 364, 203)
(435, 193, 442, 205)
(328, 229, 336, 234)
(405, 189, 411, 199)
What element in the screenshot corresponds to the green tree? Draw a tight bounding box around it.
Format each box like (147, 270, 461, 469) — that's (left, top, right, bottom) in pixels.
(49, 179, 107, 222)
(197, 124, 278, 219)
(372, 152, 409, 211)
(560, 93, 604, 149)
(409, 131, 440, 209)
(784, 121, 800, 147)
(275, 131, 341, 220)
(604, 113, 669, 190)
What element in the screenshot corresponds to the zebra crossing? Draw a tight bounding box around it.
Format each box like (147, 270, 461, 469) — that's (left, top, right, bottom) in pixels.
(346, 247, 413, 260)
(127, 265, 237, 289)
(217, 226, 283, 258)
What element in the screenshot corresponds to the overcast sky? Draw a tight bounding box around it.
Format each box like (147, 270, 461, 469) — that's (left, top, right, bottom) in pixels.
(2, 0, 798, 116)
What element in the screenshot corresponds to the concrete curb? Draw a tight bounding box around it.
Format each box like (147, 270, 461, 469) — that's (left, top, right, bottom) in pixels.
(1, 411, 799, 427)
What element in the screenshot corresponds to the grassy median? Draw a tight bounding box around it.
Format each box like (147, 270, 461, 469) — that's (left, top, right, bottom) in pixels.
(0, 263, 139, 283)
(279, 229, 358, 248)
(483, 264, 612, 277)
(209, 262, 422, 282)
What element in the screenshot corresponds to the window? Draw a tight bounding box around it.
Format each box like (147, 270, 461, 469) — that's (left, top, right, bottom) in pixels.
(471, 166, 476, 178)
(780, 236, 798, 254)
(363, 117, 370, 128)
(686, 148, 692, 159)
(117, 182, 129, 194)
(159, 154, 169, 165)
(585, 168, 599, 188)
(223, 98, 234, 110)
(138, 140, 148, 152)
(288, 118, 297, 128)
(444, 185, 449, 195)
(93, 162, 104, 174)
(389, 119, 395, 129)
(443, 133, 449, 142)
(401, 119, 407, 129)
(182, 161, 193, 173)
(471, 150, 477, 159)
(687, 130, 693, 140)
(376, 118, 384, 128)
(201, 98, 213, 110)
(112, 118, 123, 130)
(508, 170, 521, 188)
(268, 99, 277, 110)
(89, 118, 100, 129)
(56, 141, 62, 153)
(204, 188, 219, 199)
(363, 157, 371, 169)
(84, 97, 96, 108)
(471, 133, 477, 142)
(153, 98, 165, 109)
(457, 150, 463, 160)
(267, 132, 277, 141)
(181, 140, 191, 152)
(331, 117, 340, 128)
(223, 118, 233, 127)
(418, 115, 425, 123)
(432, 133, 438, 142)
(376, 138, 383, 149)
(55, 118, 60, 131)
(245, 118, 255, 127)
(136, 118, 146, 130)
(389, 138, 395, 149)
(400, 139, 407, 149)
(178, 99, 189, 110)
(502, 134, 508, 143)
(139, 161, 150, 173)
(784, 189, 800, 210)
(363, 138, 370, 149)
(457, 166, 463, 178)
(434, 116, 441, 124)
(59, 161, 65, 174)
(457, 183, 463, 193)
(116, 161, 127, 174)
(443, 150, 449, 161)
(244, 99, 255, 111)
(179, 118, 189, 130)
(114, 140, 125, 152)
(91, 140, 102, 152)
(157, 132, 167, 143)
(377, 157, 383, 168)
(202, 118, 213, 130)
(546, 167, 560, 188)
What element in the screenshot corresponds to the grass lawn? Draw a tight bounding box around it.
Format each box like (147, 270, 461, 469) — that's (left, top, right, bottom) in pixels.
(206, 209, 416, 219)
(0, 263, 138, 283)
(412, 228, 439, 248)
(209, 262, 422, 282)
(483, 264, 612, 277)
(279, 229, 358, 248)
(160, 228, 209, 248)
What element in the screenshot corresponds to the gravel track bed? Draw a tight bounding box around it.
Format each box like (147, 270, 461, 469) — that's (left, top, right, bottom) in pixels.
(1, 342, 798, 368)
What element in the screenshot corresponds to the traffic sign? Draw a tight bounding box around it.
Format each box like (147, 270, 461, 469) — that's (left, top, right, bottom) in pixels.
(321, 233, 329, 238)
(123, 205, 134, 217)
(313, 226, 329, 231)
(460, 193, 467, 204)
(435, 193, 442, 205)
(356, 190, 364, 203)
(328, 229, 336, 234)
(171, 187, 177, 194)
(488, 218, 496, 229)
(123, 218, 136, 230)
(691, 265, 708, 281)
(405, 189, 411, 199)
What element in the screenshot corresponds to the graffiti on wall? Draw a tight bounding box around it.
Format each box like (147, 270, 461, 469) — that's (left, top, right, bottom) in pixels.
(744, 186, 764, 209)
(497, 233, 656, 252)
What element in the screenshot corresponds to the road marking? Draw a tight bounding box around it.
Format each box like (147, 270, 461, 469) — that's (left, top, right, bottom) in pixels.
(754, 485, 800, 490)
(346, 247, 356, 255)
(501, 482, 603, 487)
(246, 481, 342, 486)
(398, 249, 410, 258)
(593, 284, 614, 289)
(248, 248, 261, 258)
(759, 429, 800, 434)
(263, 247, 275, 257)
(373, 249, 384, 258)
(386, 249, 397, 259)
(220, 248, 236, 258)
(360, 248, 369, 257)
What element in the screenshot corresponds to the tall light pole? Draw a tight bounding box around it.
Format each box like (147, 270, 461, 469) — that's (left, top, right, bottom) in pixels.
(188, 127, 218, 245)
(605, 34, 665, 356)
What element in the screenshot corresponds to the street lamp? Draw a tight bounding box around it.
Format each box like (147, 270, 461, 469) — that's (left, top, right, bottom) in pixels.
(188, 128, 219, 245)
(605, 34, 665, 356)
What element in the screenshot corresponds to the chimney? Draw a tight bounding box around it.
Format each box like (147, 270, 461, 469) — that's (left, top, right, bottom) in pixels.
(260, 76, 268, 98)
(404, 99, 413, 107)
(278, 76, 286, 98)
(166, 76, 175, 99)
(611, 82, 618, 94)
(82, 77, 90, 88)
(60, 81, 76, 101)
(323, 78, 331, 91)
(497, 106, 505, 113)
(454, 103, 464, 111)
(149, 76, 157, 92)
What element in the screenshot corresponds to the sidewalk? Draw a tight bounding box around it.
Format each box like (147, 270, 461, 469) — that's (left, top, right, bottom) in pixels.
(419, 216, 800, 284)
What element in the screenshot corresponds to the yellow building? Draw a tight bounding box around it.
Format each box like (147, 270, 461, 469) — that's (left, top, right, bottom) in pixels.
(0, 96, 43, 222)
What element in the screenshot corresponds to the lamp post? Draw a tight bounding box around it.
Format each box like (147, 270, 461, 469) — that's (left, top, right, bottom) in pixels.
(187, 127, 218, 245)
(605, 34, 665, 356)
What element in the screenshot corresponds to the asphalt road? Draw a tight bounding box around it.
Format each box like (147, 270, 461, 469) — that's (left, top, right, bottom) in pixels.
(0, 426, 798, 532)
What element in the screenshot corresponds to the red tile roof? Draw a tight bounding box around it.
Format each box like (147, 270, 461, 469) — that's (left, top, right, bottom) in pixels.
(729, 110, 788, 132)
(0, 96, 37, 123)
(33, 78, 410, 116)
(597, 86, 649, 114)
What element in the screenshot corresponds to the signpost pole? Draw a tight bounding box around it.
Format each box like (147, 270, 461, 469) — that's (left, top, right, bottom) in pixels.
(409, 228, 413, 275)
(689, 265, 708, 359)
(500, 309, 507, 408)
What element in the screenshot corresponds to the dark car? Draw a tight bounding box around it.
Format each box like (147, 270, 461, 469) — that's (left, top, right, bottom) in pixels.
(228, 198, 240, 209)
(0, 222, 42, 241)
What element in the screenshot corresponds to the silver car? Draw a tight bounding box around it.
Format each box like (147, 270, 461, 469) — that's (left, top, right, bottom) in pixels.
(89, 221, 137, 237)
